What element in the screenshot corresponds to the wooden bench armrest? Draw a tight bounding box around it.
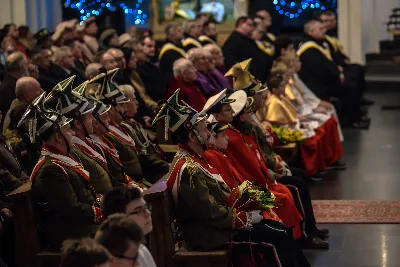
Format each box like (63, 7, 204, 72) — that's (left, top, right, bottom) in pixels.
(275, 143, 296, 150)
(159, 144, 179, 153)
(7, 182, 31, 200)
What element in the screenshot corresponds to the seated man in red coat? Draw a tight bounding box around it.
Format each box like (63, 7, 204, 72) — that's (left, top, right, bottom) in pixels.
(165, 58, 207, 112)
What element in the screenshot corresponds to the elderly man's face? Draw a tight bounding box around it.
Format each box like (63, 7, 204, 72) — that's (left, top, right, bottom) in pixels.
(26, 80, 44, 102)
(143, 37, 156, 57)
(192, 53, 208, 72)
(205, 54, 215, 72)
(210, 48, 224, 67)
(311, 22, 326, 40)
(181, 62, 197, 82)
(110, 50, 126, 70)
(40, 50, 52, 69)
(101, 53, 119, 71)
(62, 50, 75, 69)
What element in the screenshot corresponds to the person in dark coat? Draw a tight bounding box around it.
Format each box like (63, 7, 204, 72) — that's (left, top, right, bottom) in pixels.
(137, 36, 167, 103)
(51, 46, 86, 86)
(297, 20, 369, 129)
(319, 11, 374, 106)
(222, 16, 272, 83)
(182, 19, 203, 51)
(32, 49, 59, 91)
(0, 52, 29, 127)
(159, 23, 186, 84)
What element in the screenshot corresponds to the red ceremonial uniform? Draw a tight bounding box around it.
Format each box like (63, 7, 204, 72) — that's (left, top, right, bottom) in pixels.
(225, 127, 304, 239)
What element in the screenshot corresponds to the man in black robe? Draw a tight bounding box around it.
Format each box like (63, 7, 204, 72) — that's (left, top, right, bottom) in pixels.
(159, 23, 186, 84)
(319, 11, 374, 106)
(222, 16, 273, 83)
(297, 20, 369, 129)
(137, 36, 167, 103)
(182, 19, 203, 51)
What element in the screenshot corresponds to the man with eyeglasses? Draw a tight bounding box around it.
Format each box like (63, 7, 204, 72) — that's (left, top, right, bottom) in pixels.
(95, 214, 145, 267)
(101, 186, 156, 267)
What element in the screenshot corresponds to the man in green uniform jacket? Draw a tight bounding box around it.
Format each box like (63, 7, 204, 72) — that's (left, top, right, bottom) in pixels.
(44, 76, 115, 194)
(19, 91, 103, 248)
(119, 85, 169, 184)
(154, 89, 311, 266)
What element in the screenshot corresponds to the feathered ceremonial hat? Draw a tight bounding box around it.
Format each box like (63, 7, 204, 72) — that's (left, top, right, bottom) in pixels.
(225, 58, 268, 96)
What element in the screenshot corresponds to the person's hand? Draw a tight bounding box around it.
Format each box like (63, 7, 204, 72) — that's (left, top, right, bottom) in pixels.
(1, 208, 13, 218)
(314, 106, 328, 114)
(337, 65, 344, 72)
(299, 115, 310, 122)
(249, 210, 263, 225)
(319, 100, 333, 109)
(143, 116, 152, 129)
(340, 73, 345, 83)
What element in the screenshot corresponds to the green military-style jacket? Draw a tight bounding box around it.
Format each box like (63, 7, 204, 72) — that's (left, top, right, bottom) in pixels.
(168, 147, 249, 251)
(89, 134, 126, 186)
(104, 132, 143, 182)
(71, 148, 113, 194)
(31, 148, 102, 246)
(120, 120, 169, 183)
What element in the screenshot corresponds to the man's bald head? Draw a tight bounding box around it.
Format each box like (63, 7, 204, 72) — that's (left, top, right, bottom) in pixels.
(7, 51, 29, 78)
(15, 77, 43, 103)
(85, 63, 102, 79)
(107, 48, 126, 69)
(100, 52, 118, 71)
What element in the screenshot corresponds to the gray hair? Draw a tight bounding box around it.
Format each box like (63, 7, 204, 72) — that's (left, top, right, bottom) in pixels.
(6, 51, 26, 72)
(118, 84, 135, 98)
(164, 22, 182, 37)
(204, 43, 221, 54)
(173, 58, 193, 77)
(52, 46, 71, 64)
(85, 63, 102, 79)
(186, 48, 204, 62)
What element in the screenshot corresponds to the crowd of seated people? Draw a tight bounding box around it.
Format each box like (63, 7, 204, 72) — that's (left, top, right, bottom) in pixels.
(0, 8, 374, 267)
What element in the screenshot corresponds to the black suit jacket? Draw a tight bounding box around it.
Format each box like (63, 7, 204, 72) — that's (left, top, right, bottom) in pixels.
(137, 61, 167, 102)
(222, 31, 272, 83)
(0, 74, 17, 124)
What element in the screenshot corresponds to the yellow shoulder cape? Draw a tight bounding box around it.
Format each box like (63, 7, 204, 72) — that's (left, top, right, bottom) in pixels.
(158, 43, 187, 60)
(296, 41, 332, 61)
(182, 37, 203, 49)
(265, 94, 298, 125)
(198, 35, 216, 45)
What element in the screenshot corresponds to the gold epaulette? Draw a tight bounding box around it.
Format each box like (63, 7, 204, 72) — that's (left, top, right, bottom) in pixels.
(182, 37, 203, 49)
(324, 35, 338, 52)
(256, 40, 274, 56)
(296, 41, 332, 61)
(266, 32, 276, 42)
(198, 35, 216, 45)
(158, 43, 187, 60)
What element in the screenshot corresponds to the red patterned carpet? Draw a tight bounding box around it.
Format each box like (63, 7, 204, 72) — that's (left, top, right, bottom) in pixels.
(312, 200, 400, 224)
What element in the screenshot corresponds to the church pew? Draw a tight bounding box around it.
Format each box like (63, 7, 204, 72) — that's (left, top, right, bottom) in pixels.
(144, 177, 230, 267)
(6, 182, 41, 267)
